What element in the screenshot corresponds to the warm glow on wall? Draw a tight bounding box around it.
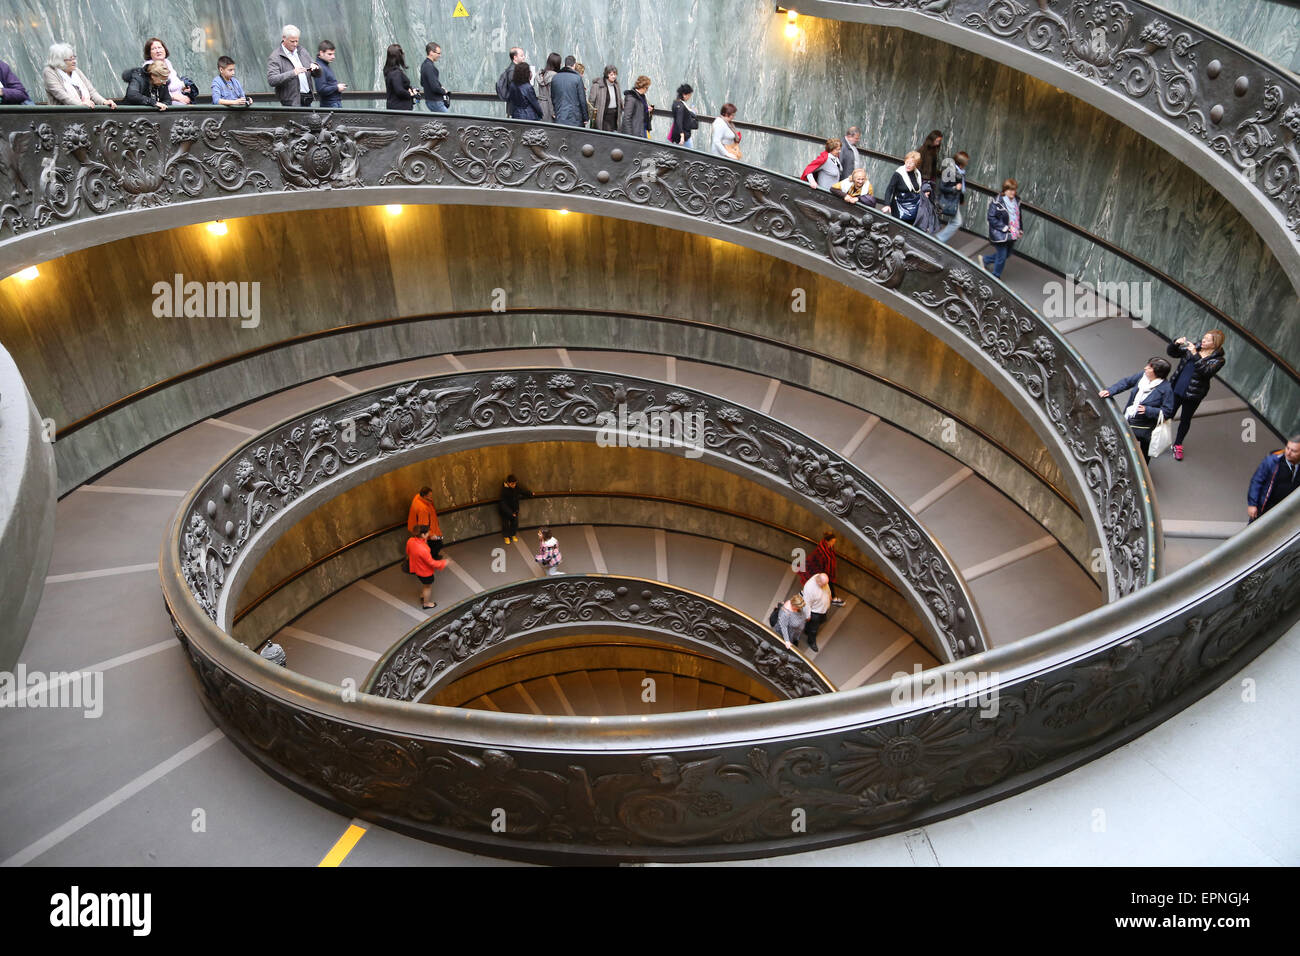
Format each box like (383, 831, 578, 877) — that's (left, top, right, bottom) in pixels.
(385, 204, 403, 216)
(14, 266, 39, 280)
(206, 220, 228, 236)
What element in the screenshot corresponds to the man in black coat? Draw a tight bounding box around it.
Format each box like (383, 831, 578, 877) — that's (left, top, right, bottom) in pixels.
(499, 474, 533, 543)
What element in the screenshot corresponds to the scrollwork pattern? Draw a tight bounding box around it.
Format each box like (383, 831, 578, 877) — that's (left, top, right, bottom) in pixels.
(367, 576, 829, 702)
(168, 528, 1300, 858)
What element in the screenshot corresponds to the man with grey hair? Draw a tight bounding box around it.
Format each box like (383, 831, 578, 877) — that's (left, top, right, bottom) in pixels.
(841, 126, 864, 177)
(267, 24, 319, 106)
(1247, 432, 1300, 520)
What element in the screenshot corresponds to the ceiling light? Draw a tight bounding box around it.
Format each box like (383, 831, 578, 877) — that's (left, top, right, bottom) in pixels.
(206, 220, 228, 236)
(15, 266, 39, 280)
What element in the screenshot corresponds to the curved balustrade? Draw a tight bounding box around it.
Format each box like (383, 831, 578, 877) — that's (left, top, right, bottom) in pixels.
(795, 0, 1300, 298)
(0, 108, 1153, 600)
(172, 368, 986, 659)
(362, 574, 836, 702)
(164, 491, 1300, 862)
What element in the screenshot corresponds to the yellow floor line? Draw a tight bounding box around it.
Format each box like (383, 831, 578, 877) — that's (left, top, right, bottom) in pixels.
(318, 820, 367, 867)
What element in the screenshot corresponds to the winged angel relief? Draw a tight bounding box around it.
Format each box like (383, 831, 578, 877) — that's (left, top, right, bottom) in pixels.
(229, 113, 398, 188)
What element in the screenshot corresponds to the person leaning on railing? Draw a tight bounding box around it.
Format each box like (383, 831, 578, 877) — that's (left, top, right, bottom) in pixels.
(1246, 433, 1300, 521)
(43, 44, 116, 108)
(142, 37, 190, 104)
(122, 61, 173, 110)
(830, 167, 890, 214)
(1165, 330, 1226, 461)
(0, 59, 33, 105)
(1098, 356, 1175, 462)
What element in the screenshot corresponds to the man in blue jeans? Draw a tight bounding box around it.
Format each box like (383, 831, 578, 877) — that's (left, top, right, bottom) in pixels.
(420, 42, 448, 112)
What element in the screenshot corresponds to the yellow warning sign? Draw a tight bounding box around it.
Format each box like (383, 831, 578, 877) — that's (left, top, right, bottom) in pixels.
(453, 1, 469, 16)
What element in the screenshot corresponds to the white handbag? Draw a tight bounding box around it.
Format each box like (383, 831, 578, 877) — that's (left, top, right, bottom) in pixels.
(1148, 409, 1175, 459)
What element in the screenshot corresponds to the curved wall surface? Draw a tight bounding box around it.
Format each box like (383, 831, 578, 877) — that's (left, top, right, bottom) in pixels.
(1, 1, 1295, 422)
(0, 341, 56, 669)
(0, 205, 1083, 558)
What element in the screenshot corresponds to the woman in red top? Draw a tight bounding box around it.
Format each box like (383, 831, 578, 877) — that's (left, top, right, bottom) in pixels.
(406, 524, 448, 610)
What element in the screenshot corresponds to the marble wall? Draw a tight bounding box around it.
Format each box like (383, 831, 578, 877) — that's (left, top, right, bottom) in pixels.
(0, 0, 1295, 423)
(1153, 0, 1300, 73)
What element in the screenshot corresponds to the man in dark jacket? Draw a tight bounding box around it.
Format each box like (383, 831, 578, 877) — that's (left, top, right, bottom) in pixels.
(498, 474, 533, 543)
(314, 40, 346, 107)
(550, 63, 586, 126)
(266, 24, 319, 106)
(122, 63, 171, 109)
(840, 126, 863, 176)
(0, 59, 32, 105)
(1099, 357, 1175, 462)
(420, 42, 448, 112)
(1247, 435, 1300, 520)
(495, 47, 526, 116)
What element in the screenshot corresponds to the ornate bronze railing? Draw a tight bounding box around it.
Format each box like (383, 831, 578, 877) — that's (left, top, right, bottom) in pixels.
(175, 368, 986, 660)
(362, 574, 836, 702)
(163, 489, 1299, 863)
(0, 108, 1154, 599)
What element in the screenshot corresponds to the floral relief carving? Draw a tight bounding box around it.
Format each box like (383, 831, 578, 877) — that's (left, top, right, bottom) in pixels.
(173, 529, 1299, 856)
(368, 576, 830, 703)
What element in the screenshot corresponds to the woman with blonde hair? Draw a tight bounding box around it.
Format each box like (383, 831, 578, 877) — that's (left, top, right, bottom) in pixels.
(774, 593, 810, 650)
(1165, 329, 1227, 460)
(43, 43, 116, 107)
